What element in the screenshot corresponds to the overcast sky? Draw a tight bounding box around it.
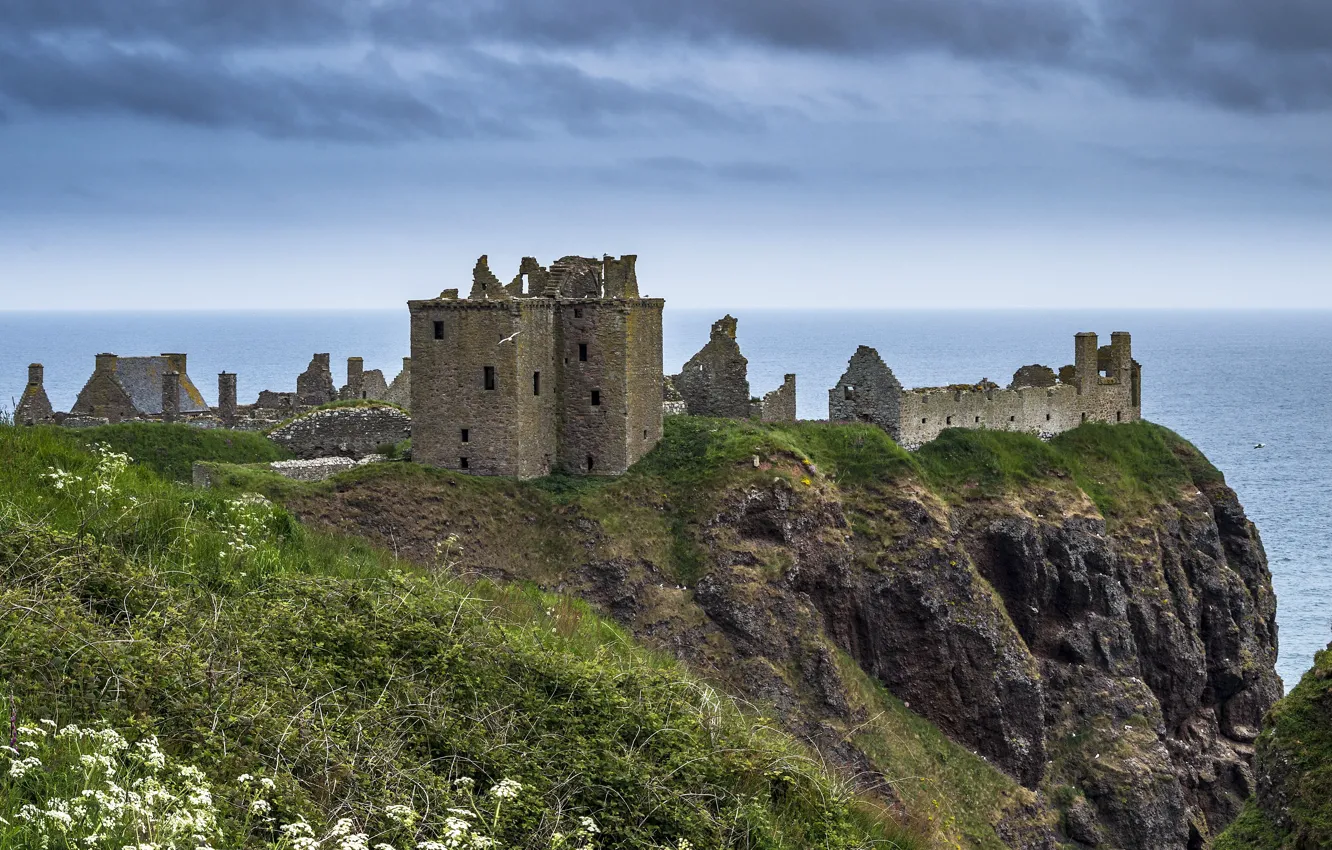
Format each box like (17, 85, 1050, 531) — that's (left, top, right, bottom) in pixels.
(1, 0, 1329, 309)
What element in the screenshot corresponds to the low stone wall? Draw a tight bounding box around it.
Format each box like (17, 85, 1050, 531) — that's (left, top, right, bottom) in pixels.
(268, 405, 411, 460)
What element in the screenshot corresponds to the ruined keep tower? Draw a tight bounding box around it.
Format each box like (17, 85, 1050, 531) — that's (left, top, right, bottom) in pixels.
(408, 254, 664, 478)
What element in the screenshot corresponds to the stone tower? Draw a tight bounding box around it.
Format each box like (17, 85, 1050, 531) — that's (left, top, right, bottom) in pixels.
(408, 254, 664, 478)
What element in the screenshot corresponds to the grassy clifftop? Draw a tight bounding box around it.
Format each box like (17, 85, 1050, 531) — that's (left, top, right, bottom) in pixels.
(0, 425, 914, 849)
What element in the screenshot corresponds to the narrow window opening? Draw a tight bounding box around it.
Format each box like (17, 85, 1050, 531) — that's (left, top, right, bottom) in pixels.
(1081, 412, 1088, 423)
(1046, 413, 1051, 421)
(574, 307, 584, 318)
(643, 428, 648, 439)
(578, 343, 588, 362)
(843, 386, 854, 400)
(946, 416, 952, 425)
(591, 389, 601, 406)
(483, 366, 496, 391)
(1116, 410, 1122, 422)
(461, 428, 469, 443)
(586, 454, 595, 472)
(921, 417, 927, 424)
(1009, 415, 1016, 422)
(433, 320, 445, 340)
(361, 391, 367, 399)
(459, 457, 469, 470)
(974, 416, 980, 423)
(533, 371, 541, 396)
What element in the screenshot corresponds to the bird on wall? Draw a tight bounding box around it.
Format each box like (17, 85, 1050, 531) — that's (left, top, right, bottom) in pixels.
(498, 331, 521, 345)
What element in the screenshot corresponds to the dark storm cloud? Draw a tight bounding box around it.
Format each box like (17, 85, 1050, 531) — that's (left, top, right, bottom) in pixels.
(0, 0, 1329, 142)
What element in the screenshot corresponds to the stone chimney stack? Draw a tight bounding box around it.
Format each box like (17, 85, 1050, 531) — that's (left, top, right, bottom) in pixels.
(1073, 332, 1099, 394)
(347, 357, 365, 399)
(95, 353, 118, 373)
(28, 363, 43, 387)
(218, 372, 237, 426)
(162, 371, 181, 423)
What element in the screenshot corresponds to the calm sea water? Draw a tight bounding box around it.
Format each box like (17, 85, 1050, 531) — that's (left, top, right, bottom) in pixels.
(2, 309, 1328, 687)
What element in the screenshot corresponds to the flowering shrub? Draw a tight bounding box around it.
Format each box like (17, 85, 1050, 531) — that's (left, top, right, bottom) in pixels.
(0, 718, 220, 850)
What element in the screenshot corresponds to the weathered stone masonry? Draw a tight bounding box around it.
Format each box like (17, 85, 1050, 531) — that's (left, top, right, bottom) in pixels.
(408, 254, 664, 478)
(830, 331, 1142, 445)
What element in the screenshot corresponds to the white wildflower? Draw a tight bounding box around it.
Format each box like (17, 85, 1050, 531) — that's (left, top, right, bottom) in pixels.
(258, 776, 275, 790)
(488, 778, 521, 800)
(249, 799, 271, 816)
(385, 804, 418, 827)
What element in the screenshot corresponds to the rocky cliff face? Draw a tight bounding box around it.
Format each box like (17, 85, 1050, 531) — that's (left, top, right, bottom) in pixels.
(271, 420, 1281, 850)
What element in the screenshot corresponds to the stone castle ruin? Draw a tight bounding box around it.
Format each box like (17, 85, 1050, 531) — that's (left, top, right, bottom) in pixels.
(829, 331, 1142, 446)
(407, 254, 664, 478)
(9, 255, 1143, 479)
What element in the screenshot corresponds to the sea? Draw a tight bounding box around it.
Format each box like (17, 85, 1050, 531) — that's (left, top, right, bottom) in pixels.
(1, 308, 1328, 689)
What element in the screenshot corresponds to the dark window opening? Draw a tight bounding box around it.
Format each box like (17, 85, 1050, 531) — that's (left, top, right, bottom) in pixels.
(1116, 410, 1122, 421)
(533, 372, 541, 396)
(1046, 413, 1051, 421)
(643, 428, 648, 439)
(975, 416, 980, 423)
(574, 307, 584, 318)
(461, 428, 469, 443)
(460, 457, 469, 469)
(843, 386, 854, 400)
(1009, 415, 1016, 422)
(484, 366, 496, 391)
(361, 391, 367, 399)
(433, 320, 444, 340)
(591, 389, 601, 406)
(1081, 412, 1088, 423)
(578, 343, 588, 362)
(586, 454, 595, 472)
(921, 417, 927, 424)
(946, 416, 952, 425)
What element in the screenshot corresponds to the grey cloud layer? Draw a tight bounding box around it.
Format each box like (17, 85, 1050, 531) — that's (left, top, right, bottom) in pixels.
(0, 0, 1329, 140)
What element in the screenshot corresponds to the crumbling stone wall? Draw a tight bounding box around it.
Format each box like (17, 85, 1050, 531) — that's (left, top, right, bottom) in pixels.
(671, 315, 750, 419)
(755, 374, 797, 422)
(385, 358, 411, 410)
(296, 354, 336, 407)
(14, 364, 55, 425)
(409, 253, 664, 478)
(828, 346, 903, 439)
(879, 331, 1142, 448)
(1009, 364, 1058, 389)
(268, 405, 411, 460)
(662, 376, 687, 417)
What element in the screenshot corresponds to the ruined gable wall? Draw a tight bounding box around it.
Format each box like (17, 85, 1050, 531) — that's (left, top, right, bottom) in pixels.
(828, 347, 902, 439)
(72, 366, 137, 423)
(296, 354, 337, 407)
(410, 300, 525, 476)
(15, 365, 55, 425)
(623, 299, 665, 469)
(672, 316, 750, 419)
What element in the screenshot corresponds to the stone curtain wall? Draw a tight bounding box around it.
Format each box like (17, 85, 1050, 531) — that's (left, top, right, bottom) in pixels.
(268, 405, 411, 460)
(672, 315, 751, 418)
(828, 346, 904, 439)
(623, 300, 666, 468)
(384, 358, 411, 410)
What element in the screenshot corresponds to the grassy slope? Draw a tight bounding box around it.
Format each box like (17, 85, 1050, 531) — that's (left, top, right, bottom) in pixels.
(0, 425, 917, 850)
(73, 421, 292, 481)
(1216, 645, 1332, 850)
(204, 417, 1212, 849)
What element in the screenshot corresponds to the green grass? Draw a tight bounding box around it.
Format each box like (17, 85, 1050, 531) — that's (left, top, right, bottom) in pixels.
(0, 424, 921, 849)
(70, 422, 291, 482)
